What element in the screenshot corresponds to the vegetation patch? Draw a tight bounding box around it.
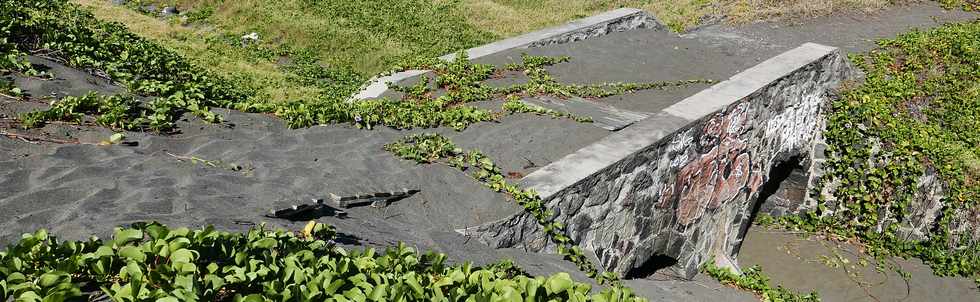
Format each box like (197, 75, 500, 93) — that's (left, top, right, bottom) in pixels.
(2, 0, 709, 133)
(3, 0, 249, 132)
(388, 52, 710, 129)
(166, 152, 253, 175)
(765, 20, 980, 286)
(458, 0, 975, 33)
(503, 95, 594, 123)
(19, 93, 143, 130)
(0, 222, 648, 301)
(385, 134, 627, 287)
(703, 259, 821, 302)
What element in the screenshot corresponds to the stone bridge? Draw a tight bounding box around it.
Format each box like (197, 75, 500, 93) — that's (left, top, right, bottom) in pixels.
(461, 42, 856, 278)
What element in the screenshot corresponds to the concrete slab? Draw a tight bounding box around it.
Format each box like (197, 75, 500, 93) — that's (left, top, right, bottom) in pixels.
(520, 111, 690, 198)
(472, 29, 756, 114)
(682, 3, 978, 57)
(353, 8, 660, 100)
(522, 96, 649, 131)
(440, 8, 660, 62)
(520, 42, 838, 199)
(352, 70, 428, 100)
(663, 43, 837, 121)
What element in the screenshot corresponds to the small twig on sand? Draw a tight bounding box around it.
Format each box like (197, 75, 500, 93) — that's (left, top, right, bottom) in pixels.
(0, 130, 80, 144)
(166, 152, 219, 167)
(888, 257, 913, 302)
(0, 93, 22, 100)
(165, 152, 252, 175)
(232, 220, 255, 226)
(521, 156, 537, 169)
(837, 255, 882, 302)
(689, 279, 727, 291)
(2, 117, 98, 128)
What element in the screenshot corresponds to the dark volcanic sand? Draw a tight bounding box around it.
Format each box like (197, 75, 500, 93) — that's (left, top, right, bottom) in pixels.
(1, 2, 977, 301)
(0, 60, 754, 299)
(739, 229, 980, 302)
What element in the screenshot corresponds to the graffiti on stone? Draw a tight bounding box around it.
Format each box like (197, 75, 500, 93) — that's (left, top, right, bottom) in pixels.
(461, 49, 854, 278)
(661, 102, 765, 226)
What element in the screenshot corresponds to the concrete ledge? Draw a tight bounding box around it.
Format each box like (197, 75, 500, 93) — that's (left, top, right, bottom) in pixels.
(352, 8, 662, 100)
(352, 70, 428, 100)
(439, 8, 660, 62)
(520, 111, 690, 197)
(663, 43, 838, 120)
(522, 42, 840, 199)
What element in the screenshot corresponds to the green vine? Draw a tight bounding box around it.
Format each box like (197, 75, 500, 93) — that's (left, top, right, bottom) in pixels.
(404, 52, 714, 103)
(703, 259, 820, 302)
(389, 52, 711, 126)
(0, 222, 647, 301)
(384, 133, 625, 286)
(4, 0, 248, 132)
(502, 95, 593, 122)
(771, 20, 980, 286)
(4, 0, 712, 134)
(19, 93, 142, 130)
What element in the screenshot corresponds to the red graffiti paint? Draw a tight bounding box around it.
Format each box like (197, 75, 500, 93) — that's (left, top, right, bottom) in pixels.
(660, 102, 758, 225)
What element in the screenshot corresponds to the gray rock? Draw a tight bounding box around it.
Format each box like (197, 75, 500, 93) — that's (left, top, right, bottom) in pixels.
(241, 32, 260, 47)
(161, 6, 179, 17)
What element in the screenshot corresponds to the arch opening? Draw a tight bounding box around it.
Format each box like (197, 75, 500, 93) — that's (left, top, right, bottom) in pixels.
(735, 156, 808, 255)
(624, 254, 679, 279)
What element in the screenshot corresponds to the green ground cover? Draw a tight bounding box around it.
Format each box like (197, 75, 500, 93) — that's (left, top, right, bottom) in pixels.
(385, 133, 623, 286)
(60, 0, 978, 111)
(0, 222, 647, 301)
(703, 259, 820, 302)
(0, 1, 689, 300)
(3, 0, 709, 133)
(3, 0, 980, 301)
(765, 19, 980, 286)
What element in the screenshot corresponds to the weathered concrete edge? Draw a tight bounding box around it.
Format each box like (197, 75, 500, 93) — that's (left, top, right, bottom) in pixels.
(520, 42, 840, 199)
(438, 8, 661, 62)
(351, 8, 662, 100)
(351, 70, 428, 100)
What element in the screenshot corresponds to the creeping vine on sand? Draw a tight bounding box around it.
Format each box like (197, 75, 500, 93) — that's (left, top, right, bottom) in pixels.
(0, 222, 648, 301)
(702, 259, 820, 302)
(3, 0, 712, 135)
(760, 20, 980, 287)
(166, 152, 253, 175)
(385, 133, 625, 286)
(393, 52, 713, 125)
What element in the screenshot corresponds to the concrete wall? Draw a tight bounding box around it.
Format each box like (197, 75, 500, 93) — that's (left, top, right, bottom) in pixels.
(460, 43, 856, 278)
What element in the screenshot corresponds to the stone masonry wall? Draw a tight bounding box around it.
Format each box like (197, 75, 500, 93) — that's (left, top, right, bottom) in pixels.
(461, 45, 855, 278)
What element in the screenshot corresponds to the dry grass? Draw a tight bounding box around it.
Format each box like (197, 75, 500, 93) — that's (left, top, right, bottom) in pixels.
(459, 0, 717, 35)
(72, 0, 496, 103)
(73, 0, 321, 103)
(457, 0, 902, 34)
(69, 0, 912, 105)
(723, 0, 894, 24)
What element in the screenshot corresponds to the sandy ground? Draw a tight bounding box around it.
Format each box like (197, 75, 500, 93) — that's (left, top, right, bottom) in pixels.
(0, 61, 754, 300)
(1, 2, 977, 301)
(739, 229, 980, 302)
